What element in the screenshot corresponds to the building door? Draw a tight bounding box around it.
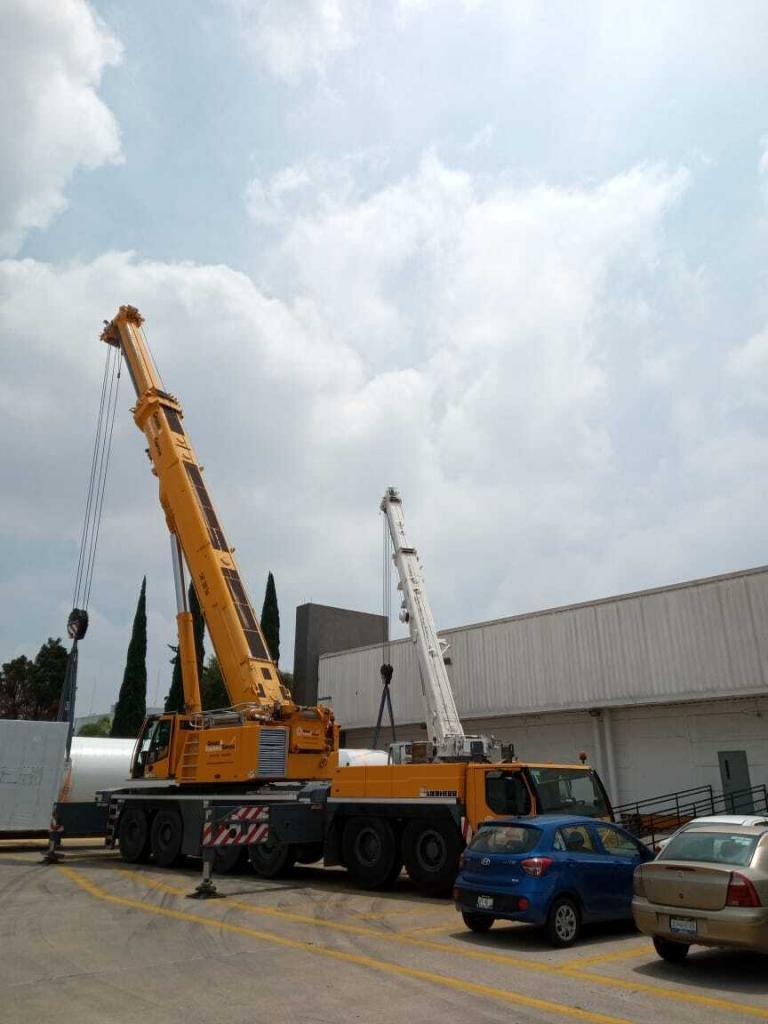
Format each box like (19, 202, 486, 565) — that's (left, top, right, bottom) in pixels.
(717, 750, 754, 812)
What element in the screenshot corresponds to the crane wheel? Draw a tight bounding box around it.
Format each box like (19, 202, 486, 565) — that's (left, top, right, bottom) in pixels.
(342, 817, 402, 890)
(247, 834, 296, 878)
(401, 818, 462, 894)
(150, 809, 183, 868)
(117, 807, 151, 863)
(214, 846, 247, 873)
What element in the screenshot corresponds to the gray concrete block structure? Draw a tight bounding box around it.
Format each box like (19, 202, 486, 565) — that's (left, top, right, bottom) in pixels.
(293, 603, 387, 708)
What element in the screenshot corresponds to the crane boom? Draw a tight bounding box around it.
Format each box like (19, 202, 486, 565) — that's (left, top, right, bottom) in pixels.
(101, 305, 291, 713)
(381, 487, 496, 761)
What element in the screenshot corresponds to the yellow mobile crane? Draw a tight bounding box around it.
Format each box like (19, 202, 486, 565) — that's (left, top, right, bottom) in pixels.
(102, 306, 612, 887)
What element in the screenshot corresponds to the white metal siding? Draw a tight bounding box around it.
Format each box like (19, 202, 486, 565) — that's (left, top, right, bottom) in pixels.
(0, 721, 68, 831)
(321, 567, 768, 730)
(343, 697, 768, 805)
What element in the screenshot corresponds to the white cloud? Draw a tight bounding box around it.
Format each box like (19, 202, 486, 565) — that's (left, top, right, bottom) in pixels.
(0, 0, 122, 256)
(228, 0, 364, 83)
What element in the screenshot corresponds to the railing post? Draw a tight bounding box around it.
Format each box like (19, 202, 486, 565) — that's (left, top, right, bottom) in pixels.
(709, 785, 715, 814)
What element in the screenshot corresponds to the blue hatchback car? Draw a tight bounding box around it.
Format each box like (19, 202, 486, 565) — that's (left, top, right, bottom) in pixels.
(454, 815, 654, 946)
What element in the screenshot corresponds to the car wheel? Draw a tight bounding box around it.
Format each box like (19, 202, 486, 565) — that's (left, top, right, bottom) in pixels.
(462, 911, 494, 933)
(546, 897, 581, 947)
(653, 936, 690, 962)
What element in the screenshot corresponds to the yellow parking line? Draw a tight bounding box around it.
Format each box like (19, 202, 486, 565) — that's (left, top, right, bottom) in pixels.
(562, 967, 768, 1021)
(561, 945, 653, 968)
(400, 924, 456, 936)
(117, 869, 551, 972)
(60, 866, 629, 1024)
(116, 869, 768, 1021)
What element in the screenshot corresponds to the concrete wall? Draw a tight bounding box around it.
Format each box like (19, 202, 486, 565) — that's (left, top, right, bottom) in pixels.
(343, 695, 768, 807)
(293, 603, 388, 707)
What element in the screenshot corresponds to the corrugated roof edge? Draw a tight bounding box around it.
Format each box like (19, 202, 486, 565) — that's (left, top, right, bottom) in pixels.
(319, 564, 768, 661)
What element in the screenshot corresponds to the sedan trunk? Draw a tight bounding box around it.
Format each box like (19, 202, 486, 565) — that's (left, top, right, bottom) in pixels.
(641, 863, 731, 911)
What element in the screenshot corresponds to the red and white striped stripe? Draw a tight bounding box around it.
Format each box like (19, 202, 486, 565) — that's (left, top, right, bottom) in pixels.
(201, 805, 269, 847)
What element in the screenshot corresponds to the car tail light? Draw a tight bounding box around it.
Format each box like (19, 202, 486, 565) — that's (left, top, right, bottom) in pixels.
(518, 897, 530, 911)
(726, 872, 761, 908)
(632, 868, 646, 897)
(521, 857, 554, 877)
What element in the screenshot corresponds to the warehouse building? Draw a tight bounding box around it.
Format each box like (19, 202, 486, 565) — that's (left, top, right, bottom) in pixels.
(318, 566, 768, 807)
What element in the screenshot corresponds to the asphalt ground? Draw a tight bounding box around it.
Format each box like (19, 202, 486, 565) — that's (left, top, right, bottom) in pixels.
(1, 840, 767, 1024)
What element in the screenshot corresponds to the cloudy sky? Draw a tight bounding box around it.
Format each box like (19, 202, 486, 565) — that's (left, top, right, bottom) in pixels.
(1, 0, 767, 715)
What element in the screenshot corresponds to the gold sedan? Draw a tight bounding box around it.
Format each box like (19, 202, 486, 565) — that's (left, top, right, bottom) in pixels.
(632, 823, 768, 961)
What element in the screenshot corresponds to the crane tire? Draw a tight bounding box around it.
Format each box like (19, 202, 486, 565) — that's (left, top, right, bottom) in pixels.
(402, 818, 462, 894)
(118, 807, 151, 863)
(294, 843, 324, 865)
(342, 817, 401, 890)
(247, 835, 296, 878)
(150, 809, 183, 868)
(214, 846, 247, 873)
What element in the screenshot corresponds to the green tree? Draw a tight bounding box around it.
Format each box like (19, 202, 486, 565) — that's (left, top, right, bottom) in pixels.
(279, 671, 293, 694)
(78, 714, 112, 737)
(30, 638, 68, 719)
(164, 644, 183, 714)
(164, 582, 205, 713)
(0, 655, 34, 718)
(261, 570, 280, 664)
(200, 655, 229, 710)
(111, 577, 147, 738)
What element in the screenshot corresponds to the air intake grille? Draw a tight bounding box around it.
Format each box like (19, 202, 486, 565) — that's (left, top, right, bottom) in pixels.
(258, 729, 288, 776)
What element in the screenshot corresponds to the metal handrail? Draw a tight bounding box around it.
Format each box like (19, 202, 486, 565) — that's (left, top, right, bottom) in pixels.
(618, 783, 768, 844)
(613, 784, 714, 817)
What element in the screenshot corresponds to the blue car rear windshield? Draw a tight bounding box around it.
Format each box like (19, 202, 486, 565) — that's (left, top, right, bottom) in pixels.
(658, 830, 760, 867)
(469, 825, 541, 854)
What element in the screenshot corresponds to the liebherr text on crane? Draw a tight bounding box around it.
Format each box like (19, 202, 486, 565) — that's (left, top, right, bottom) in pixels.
(100, 306, 612, 891)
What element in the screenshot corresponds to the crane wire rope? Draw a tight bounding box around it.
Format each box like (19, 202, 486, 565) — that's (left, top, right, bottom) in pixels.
(70, 343, 123, 622)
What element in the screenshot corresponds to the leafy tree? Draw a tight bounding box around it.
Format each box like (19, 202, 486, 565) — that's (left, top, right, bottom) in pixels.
(261, 571, 280, 664)
(78, 715, 112, 737)
(164, 582, 205, 713)
(201, 655, 228, 710)
(0, 640, 68, 720)
(0, 655, 34, 719)
(279, 671, 294, 694)
(30, 638, 68, 719)
(111, 577, 147, 738)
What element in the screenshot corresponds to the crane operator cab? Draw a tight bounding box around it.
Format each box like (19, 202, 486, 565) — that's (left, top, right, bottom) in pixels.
(131, 715, 174, 779)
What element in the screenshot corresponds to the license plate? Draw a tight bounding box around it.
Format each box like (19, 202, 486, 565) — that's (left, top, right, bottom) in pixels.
(476, 895, 494, 910)
(669, 916, 697, 937)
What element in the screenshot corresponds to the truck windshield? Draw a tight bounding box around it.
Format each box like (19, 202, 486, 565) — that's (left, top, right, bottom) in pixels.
(527, 767, 610, 818)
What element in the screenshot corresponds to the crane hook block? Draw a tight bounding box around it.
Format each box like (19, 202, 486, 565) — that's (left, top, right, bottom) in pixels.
(67, 609, 89, 641)
(380, 663, 394, 687)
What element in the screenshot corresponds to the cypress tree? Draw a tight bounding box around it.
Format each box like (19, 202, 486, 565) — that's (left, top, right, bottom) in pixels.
(111, 577, 148, 737)
(261, 571, 280, 664)
(200, 655, 229, 709)
(164, 645, 183, 714)
(164, 582, 205, 713)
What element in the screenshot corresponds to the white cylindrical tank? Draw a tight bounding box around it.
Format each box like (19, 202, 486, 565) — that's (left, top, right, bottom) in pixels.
(59, 736, 134, 804)
(337, 748, 389, 767)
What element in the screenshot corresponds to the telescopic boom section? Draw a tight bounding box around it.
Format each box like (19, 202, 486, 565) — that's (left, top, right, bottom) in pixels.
(380, 487, 467, 758)
(101, 306, 292, 714)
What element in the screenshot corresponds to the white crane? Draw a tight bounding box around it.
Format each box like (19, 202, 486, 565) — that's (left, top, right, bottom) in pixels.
(380, 487, 497, 763)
